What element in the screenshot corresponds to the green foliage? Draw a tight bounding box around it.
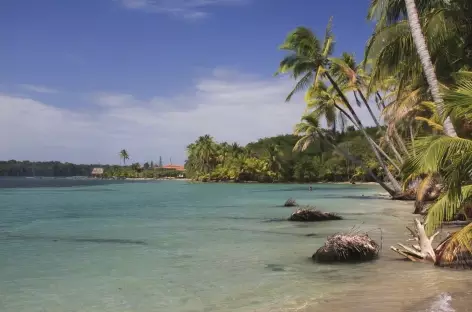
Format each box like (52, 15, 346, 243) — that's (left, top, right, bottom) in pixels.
(0, 160, 100, 177)
(102, 166, 184, 179)
(185, 129, 382, 183)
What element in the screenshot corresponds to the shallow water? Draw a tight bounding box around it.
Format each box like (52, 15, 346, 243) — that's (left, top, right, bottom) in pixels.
(0, 181, 470, 312)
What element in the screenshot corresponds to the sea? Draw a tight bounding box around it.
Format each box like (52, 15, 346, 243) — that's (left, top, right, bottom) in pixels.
(0, 178, 471, 312)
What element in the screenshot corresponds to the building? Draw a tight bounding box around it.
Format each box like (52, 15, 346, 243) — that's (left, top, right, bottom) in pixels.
(91, 167, 104, 177)
(161, 164, 185, 172)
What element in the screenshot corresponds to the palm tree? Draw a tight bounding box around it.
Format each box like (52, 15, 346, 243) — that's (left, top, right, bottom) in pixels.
(403, 72, 472, 263)
(194, 135, 218, 174)
(119, 149, 129, 166)
(263, 143, 284, 179)
(365, 0, 471, 137)
(276, 19, 403, 194)
(403, 0, 457, 137)
(330, 52, 406, 163)
(294, 114, 393, 191)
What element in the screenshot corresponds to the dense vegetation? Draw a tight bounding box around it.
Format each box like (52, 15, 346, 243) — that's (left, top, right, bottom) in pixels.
(185, 127, 384, 183)
(102, 165, 184, 179)
(0, 159, 183, 179)
(186, 0, 472, 255)
(0, 160, 102, 177)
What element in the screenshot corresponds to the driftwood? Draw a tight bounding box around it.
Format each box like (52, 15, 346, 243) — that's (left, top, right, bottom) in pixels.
(313, 231, 380, 263)
(390, 219, 439, 262)
(284, 198, 298, 207)
(288, 208, 342, 222)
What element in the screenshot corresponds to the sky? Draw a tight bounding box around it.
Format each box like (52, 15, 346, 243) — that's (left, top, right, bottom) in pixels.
(0, 0, 377, 165)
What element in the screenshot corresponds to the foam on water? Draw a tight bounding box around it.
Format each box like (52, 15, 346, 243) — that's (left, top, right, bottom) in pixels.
(428, 293, 454, 312)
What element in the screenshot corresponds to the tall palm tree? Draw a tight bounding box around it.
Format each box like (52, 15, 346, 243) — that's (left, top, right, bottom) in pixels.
(276, 19, 403, 194)
(119, 149, 129, 166)
(366, 0, 470, 137)
(194, 135, 217, 174)
(263, 143, 284, 178)
(403, 0, 457, 137)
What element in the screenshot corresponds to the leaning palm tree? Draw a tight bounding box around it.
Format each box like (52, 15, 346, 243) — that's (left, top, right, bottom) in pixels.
(294, 114, 394, 191)
(276, 19, 403, 195)
(119, 149, 129, 166)
(330, 52, 406, 163)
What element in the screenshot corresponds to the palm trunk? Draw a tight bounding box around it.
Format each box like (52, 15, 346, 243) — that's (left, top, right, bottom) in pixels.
(326, 139, 397, 195)
(385, 134, 404, 163)
(326, 73, 403, 194)
(377, 92, 411, 156)
(358, 90, 381, 127)
(331, 100, 401, 171)
(404, 0, 457, 137)
(393, 128, 410, 156)
(358, 89, 404, 163)
(375, 92, 387, 109)
(409, 123, 417, 156)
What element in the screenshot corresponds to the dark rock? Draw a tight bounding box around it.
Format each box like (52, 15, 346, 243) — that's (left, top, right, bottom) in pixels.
(288, 208, 342, 222)
(284, 198, 298, 207)
(313, 232, 380, 263)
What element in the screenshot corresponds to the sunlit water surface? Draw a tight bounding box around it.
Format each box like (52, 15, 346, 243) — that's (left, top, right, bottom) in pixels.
(1, 180, 470, 312)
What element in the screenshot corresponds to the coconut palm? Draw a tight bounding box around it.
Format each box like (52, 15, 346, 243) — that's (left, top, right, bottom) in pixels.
(263, 143, 284, 178)
(403, 0, 457, 137)
(365, 0, 472, 137)
(194, 135, 218, 174)
(119, 149, 129, 166)
(305, 81, 347, 132)
(330, 52, 407, 163)
(276, 20, 403, 194)
(402, 73, 472, 259)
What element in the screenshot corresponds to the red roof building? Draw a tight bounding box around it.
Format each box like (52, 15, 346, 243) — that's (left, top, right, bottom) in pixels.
(161, 164, 185, 171)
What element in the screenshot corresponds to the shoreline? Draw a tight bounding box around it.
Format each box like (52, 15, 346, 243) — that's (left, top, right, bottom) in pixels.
(186, 180, 380, 185)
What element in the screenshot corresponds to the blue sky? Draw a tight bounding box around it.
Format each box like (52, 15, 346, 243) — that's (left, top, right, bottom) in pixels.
(0, 0, 376, 165)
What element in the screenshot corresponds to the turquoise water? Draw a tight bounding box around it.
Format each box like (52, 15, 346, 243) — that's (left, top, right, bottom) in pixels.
(1, 181, 470, 312)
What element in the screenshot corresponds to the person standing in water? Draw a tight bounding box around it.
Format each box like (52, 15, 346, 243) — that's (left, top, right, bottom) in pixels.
(309, 186, 312, 191)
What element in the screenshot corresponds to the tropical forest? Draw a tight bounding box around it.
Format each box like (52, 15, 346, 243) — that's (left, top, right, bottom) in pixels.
(184, 0, 472, 264)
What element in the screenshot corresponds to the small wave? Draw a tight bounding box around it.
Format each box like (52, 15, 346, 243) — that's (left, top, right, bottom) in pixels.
(427, 293, 454, 312)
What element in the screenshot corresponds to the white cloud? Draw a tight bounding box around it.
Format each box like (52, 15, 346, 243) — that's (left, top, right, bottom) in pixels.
(117, 0, 249, 19)
(18, 84, 59, 94)
(0, 69, 378, 165)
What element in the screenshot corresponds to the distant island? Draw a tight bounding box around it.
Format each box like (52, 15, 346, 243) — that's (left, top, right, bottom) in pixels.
(0, 160, 185, 180)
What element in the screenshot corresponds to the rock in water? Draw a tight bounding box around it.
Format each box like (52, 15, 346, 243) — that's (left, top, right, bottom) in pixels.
(288, 208, 342, 222)
(313, 232, 380, 263)
(284, 198, 298, 207)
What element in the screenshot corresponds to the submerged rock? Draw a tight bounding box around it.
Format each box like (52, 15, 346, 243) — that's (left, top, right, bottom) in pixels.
(288, 208, 342, 222)
(313, 232, 380, 263)
(284, 198, 298, 207)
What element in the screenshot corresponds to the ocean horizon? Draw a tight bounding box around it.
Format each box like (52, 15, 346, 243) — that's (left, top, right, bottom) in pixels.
(1, 180, 470, 311)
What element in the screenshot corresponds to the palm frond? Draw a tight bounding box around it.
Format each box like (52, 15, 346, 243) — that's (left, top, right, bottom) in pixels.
(425, 185, 472, 234)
